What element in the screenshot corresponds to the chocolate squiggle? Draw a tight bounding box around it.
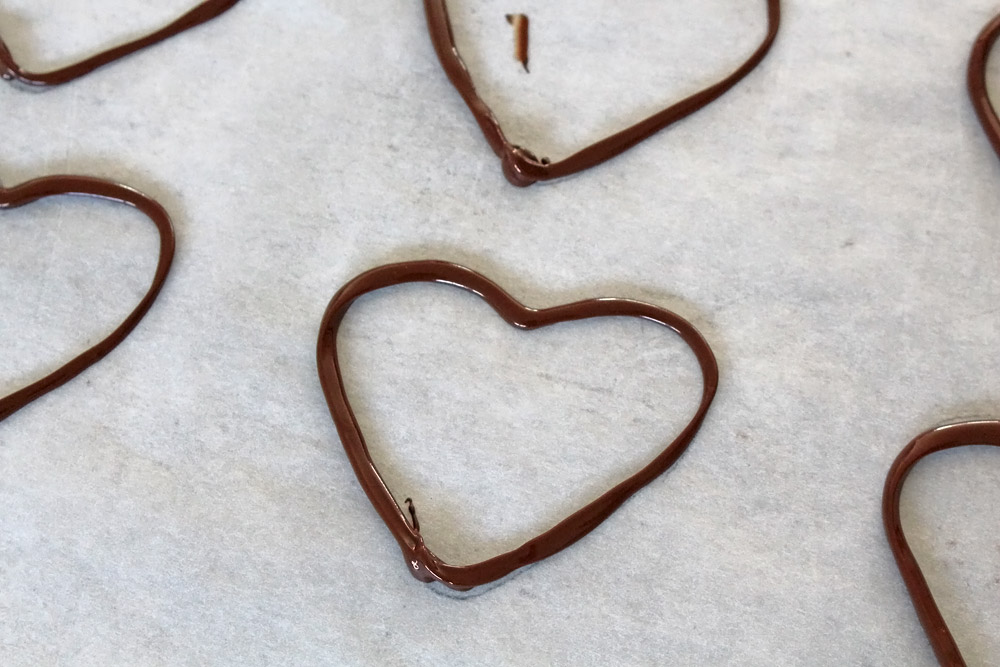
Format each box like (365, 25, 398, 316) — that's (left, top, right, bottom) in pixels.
(0, 175, 174, 423)
(881, 13, 1000, 666)
(423, 0, 781, 186)
(0, 0, 241, 87)
(316, 260, 719, 591)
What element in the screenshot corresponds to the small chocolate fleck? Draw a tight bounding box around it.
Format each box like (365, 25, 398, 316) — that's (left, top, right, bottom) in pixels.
(505, 13, 530, 72)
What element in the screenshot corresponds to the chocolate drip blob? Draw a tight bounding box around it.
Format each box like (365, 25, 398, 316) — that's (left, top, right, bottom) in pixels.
(423, 0, 780, 186)
(316, 260, 719, 591)
(0, 0, 241, 87)
(0, 175, 174, 423)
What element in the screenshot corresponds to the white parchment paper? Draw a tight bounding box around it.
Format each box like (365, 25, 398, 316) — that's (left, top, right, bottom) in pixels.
(2, 1, 999, 664)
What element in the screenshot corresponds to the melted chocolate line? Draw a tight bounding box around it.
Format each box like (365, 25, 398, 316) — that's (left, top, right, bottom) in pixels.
(969, 11, 1000, 160)
(0, 0, 241, 87)
(881, 16, 1000, 666)
(883, 421, 1000, 667)
(317, 260, 719, 591)
(0, 175, 174, 423)
(423, 0, 781, 186)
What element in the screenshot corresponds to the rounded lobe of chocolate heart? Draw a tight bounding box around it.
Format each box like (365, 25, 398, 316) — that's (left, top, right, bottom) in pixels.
(883, 17, 1000, 665)
(969, 11, 1000, 161)
(0, 175, 174, 423)
(423, 0, 781, 186)
(882, 421, 1000, 667)
(0, 0, 241, 87)
(317, 260, 719, 591)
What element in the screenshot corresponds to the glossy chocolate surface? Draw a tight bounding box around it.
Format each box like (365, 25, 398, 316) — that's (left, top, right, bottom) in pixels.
(969, 11, 1000, 160)
(0, 175, 174, 423)
(423, 0, 781, 186)
(883, 421, 1000, 667)
(0, 0, 240, 87)
(316, 260, 719, 591)
(881, 15, 1000, 667)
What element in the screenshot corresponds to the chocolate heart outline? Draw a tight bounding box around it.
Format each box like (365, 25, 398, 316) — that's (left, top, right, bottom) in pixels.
(0, 0, 241, 87)
(0, 174, 174, 423)
(882, 421, 1000, 667)
(886, 15, 1000, 666)
(423, 0, 781, 187)
(317, 260, 719, 591)
(969, 10, 1000, 161)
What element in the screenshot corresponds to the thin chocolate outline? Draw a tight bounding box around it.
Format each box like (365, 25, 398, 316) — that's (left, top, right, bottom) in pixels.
(969, 10, 1000, 160)
(882, 421, 1000, 667)
(423, 0, 781, 186)
(316, 260, 719, 591)
(0, 174, 175, 423)
(0, 0, 241, 87)
(882, 13, 1000, 665)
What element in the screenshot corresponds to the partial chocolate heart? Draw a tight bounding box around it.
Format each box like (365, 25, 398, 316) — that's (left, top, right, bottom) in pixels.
(316, 260, 719, 591)
(888, 17, 1000, 665)
(882, 421, 1000, 667)
(969, 10, 1000, 160)
(0, 0, 241, 87)
(0, 174, 174, 423)
(423, 0, 781, 186)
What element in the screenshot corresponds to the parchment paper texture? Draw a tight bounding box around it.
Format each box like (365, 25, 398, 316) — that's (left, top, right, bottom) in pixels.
(2, 1, 999, 664)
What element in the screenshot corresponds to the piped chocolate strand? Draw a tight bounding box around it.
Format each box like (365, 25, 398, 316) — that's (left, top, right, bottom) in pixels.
(883, 421, 1000, 667)
(881, 12, 1000, 666)
(316, 260, 719, 591)
(0, 0, 242, 87)
(0, 175, 174, 423)
(423, 0, 781, 186)
(969, 10, 1000, 160)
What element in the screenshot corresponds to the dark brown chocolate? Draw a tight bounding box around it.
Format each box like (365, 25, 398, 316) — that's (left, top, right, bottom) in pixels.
(423, 0, 781, 186)
(882, 16, 1000, 666)
(505, 14, 529, 73)
(0, 174, 174, 423)
(316, 260, 719, 591)
(883, 421, 1000, 667)
(969, 11, 1000, 160)
(0, 0, 241, 87)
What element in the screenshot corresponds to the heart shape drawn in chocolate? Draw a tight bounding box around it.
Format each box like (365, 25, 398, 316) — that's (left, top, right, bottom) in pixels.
(883, 420, 1000, 667)
(423, 0, 781, 186)
(0, 174, 174, 424)
(884, 17, 1000, 665)
(316, 260, 719, 591)
(0, 0, 241, 87)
